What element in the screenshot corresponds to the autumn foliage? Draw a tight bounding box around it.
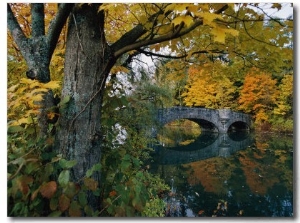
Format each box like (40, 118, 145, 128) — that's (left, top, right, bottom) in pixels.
(182, 64, 236, 108)
(7, 2, 293, 217)
(238, 68, 279, 123)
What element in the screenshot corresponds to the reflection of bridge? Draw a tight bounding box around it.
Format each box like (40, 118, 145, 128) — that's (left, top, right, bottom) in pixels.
(156, 107, 252, 133)
(154, 133, 254, 165)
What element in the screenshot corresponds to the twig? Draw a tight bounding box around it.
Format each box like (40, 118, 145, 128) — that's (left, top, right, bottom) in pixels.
(99, 195, 121, 215)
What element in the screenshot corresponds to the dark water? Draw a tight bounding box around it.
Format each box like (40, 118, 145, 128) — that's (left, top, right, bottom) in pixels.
(149, 131, 293, 217)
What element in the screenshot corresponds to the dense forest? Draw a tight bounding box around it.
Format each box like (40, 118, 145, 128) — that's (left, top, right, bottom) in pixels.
(7, 3, 293, 216)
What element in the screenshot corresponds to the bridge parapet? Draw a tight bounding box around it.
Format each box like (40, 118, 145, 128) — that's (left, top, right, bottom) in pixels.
(156, 107, 252, 133)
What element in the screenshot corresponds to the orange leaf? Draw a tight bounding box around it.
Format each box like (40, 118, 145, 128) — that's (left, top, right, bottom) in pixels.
(59, 194, 70, 212)
(40, 181, 57, 199)
(109, 190, 117, 197)
(16, 175, 33, 195)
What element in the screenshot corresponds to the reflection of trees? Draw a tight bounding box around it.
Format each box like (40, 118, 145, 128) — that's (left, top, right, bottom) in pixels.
(238, 133, 293, 195)
(150, 133, 293, 217)
(157, 120, 201, 147)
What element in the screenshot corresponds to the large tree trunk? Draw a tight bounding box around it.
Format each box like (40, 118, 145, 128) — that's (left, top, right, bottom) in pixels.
(56, 4, 115, 210)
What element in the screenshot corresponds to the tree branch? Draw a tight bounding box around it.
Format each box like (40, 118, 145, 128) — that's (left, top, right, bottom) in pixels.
(111, 24, 147, 54)
(114, 21, 189, 58)
(242, 21, 277, 47)
(31, 3, 45, 37)
(47, 3, 74, 58)
(7, 4, 27, 53)
(138, 48, 228, 61)
(137, 48, 186, 59)
(113, 4, 229, 58)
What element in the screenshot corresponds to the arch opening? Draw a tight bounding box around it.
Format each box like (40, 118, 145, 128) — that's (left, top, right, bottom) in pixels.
(188, 118, 218, 133)
(227, 121, 251, 141)
(157, 119, 201, 147)
(228, 121, 249, 133)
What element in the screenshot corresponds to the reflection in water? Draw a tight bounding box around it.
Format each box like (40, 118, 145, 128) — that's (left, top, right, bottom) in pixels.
(149, 132, 293, 217)
(154, 133, 254, 165)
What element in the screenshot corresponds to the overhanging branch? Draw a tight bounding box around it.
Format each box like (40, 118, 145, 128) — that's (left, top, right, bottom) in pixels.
(7, 4, 27, 54)
(113, 4, 229, 58)
(47, 3, 74, 58)
(114, 21, 192, 58)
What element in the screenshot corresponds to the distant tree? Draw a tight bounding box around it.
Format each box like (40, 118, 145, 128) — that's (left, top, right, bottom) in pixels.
(238, 68, 279, 123)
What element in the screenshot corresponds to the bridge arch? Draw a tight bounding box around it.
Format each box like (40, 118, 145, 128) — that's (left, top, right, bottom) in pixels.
(156, 107, 252, 133)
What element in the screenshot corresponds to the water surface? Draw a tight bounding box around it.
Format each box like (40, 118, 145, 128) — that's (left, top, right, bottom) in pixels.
(150, 130, 293, 217)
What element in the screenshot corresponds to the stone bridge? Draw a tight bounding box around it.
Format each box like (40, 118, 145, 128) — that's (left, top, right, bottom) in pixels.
(155, 107, 252, 133)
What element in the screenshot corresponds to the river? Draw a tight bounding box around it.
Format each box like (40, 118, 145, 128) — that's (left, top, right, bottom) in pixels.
(149, 124, 293, 217)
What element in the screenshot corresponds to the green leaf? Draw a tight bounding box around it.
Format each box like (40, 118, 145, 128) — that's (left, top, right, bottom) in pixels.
(85, 168, 93, 178)
(85, 163, 102, 177)
(59, 159, 77, 169)
(58, 170, 70, 187)
(78, 191, 87, 206)
(50, 196, 58, 211)
(64, 182, 78, 199)
(69, 201, 82, 217)
(84, 205, 94, 216)
(93, 163, 102, 171)
(59, 95, 71, 106)
(93, 188, 101, 196)
(8, 125, 24, 133)
(48, 211, 62, 217)
(121, 160, 131, 172)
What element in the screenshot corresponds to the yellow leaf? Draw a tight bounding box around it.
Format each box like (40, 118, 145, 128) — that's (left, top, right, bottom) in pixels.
(47, 112, 55, 120)
(17, 117, 31, 125)
(172, 16, 185, 27)
(211, 27, 226, 43)
(31, 88, 49, 95)
(31, 94, 44, 102)
(16, 87, 27, 94)
(194, 12, 222, 26)
(110, 66, 129, 74)
(98, 4, 114, 12)
(164, 4, 176, 13)
(181, 15, 194, 27)
(172, 15, 194, 27)
(225, 28, 239, 37)
(271, 3, 282, 10)
(20, 78, 33, 84)
(8, 84, 19, 93)
(29, 81, 42, 89)
(210, 27, 238, 43)
(42, 81, 61, 89)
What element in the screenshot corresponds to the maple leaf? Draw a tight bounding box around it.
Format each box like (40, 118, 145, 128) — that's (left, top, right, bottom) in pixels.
(172, 15, 194, 27)
(194, 12, 222, 26)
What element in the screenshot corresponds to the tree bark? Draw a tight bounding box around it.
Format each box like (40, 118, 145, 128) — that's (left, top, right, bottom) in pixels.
(7, 3, 74, 137)
(56, 4, 115, 210)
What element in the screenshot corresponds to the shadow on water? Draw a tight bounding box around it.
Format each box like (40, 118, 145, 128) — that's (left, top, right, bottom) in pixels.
(149, 132, 293, 217)
(153, 132, 254, 165)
